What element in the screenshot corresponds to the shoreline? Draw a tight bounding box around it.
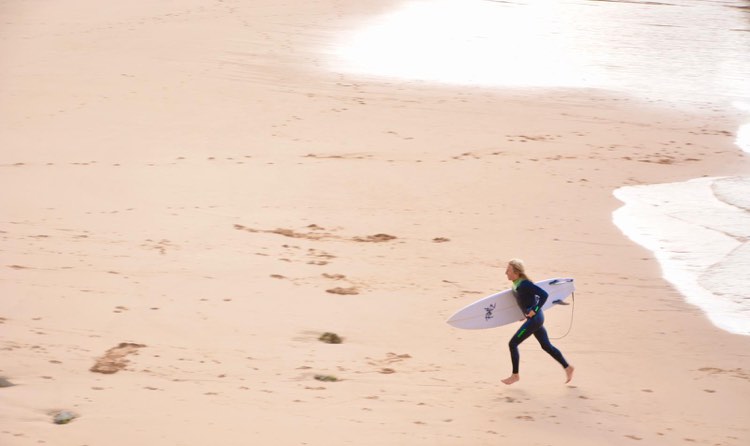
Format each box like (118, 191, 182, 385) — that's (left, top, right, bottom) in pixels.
(613, 176, 750, 337)
(2, 1, 750, 445)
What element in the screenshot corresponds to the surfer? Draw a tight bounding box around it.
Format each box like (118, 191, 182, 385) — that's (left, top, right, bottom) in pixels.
(501, 259, 574, 385)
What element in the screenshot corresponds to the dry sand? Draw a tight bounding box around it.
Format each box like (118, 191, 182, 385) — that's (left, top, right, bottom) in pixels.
(2, 1, 749, 445)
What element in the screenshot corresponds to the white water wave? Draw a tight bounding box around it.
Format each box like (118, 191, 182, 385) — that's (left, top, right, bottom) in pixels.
(613, 177, 750, 336)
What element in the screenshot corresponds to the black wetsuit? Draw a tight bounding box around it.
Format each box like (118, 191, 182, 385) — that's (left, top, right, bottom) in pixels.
(509, 279, 569, 374)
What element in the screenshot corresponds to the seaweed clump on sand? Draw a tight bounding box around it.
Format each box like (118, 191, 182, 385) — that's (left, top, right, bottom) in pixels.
(52, 410, 78, 425)
(319, 332, 343, 344)
(314, 374, 339, 382)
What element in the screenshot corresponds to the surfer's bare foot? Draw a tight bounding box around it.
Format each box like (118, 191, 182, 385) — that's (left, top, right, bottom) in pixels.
(565, 365, 575, 383)
(501, 374, 520, 385)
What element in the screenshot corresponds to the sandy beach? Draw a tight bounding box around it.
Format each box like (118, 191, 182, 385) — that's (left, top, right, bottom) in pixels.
(2, 1, 750, 445)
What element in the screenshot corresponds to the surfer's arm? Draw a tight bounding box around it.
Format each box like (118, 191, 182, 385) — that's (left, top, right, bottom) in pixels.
(516, 284, 537, 316)
(534, 285, 549, 312)
(518, 282, 549, 317)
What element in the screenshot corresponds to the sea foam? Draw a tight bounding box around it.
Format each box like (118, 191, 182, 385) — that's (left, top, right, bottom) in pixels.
(613, 177, 750, 336)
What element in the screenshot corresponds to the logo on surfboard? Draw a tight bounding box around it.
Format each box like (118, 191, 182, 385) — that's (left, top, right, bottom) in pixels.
(484, 303, 496, 321)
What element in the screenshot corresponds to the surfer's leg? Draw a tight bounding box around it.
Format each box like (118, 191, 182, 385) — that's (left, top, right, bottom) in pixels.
(508, 320, 536, 373)
(533, 327, 569, 369)
(533, 327, 575, 383)
(502, 331, 523, 385)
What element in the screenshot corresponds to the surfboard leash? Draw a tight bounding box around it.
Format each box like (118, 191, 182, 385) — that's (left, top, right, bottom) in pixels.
(551, 291, 575, 340)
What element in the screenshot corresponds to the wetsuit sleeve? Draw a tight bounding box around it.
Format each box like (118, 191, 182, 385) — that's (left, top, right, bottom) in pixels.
(531, 283, 549, 312)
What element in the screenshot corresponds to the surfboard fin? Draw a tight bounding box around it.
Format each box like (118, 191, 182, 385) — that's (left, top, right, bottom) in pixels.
(550, 278, 574, 285)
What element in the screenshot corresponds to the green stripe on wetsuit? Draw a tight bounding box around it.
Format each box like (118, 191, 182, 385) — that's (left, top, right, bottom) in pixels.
(514, 279, 541, 340)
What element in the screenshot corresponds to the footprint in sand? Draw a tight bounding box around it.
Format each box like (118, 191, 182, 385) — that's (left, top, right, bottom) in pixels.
(307, 248, 335, 265)
(322, 273, 364, 294)
(365, 353, 412, 374)
(141, 239, 176, 255)
(234, 225, 331, 241)
(234, 224, 397, 244)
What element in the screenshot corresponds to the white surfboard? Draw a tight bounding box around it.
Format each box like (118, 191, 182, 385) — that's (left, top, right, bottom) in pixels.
(446, 278, 575, 330)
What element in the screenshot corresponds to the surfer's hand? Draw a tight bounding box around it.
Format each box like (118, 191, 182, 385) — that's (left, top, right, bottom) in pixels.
(526, 310, 536, 318)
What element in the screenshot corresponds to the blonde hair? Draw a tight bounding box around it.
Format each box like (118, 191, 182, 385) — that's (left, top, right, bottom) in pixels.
(508, 258, 530, 281)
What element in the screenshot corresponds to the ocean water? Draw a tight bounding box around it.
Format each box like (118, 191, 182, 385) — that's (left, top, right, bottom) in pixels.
(613, 178, 750, 336)
(327, 0, 750, 335)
